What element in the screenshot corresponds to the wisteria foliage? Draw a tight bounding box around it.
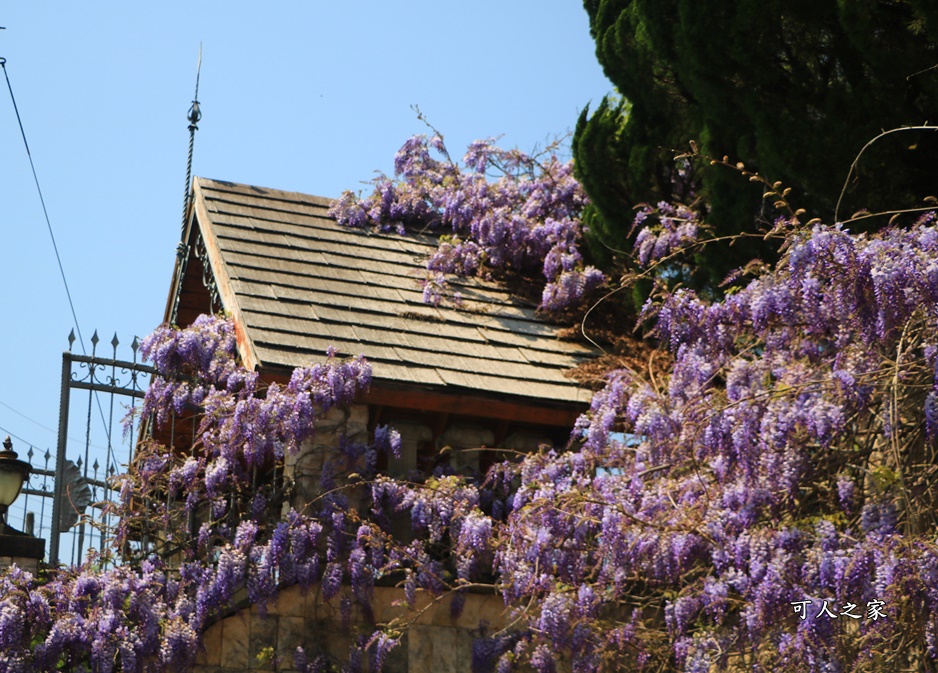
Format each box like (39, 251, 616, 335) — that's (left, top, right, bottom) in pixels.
(329, 134, 604, 312)
(474, 214, 938, 672)
(0, 315, 380, 671)
(5, 192, 938, 671)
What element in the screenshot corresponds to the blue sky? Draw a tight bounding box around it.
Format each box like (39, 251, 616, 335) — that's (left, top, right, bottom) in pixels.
(0, 3, 613, 545)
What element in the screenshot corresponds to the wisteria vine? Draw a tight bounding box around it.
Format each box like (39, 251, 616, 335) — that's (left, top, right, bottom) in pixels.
(4, 153, 938, 673)
(329, 133, 605, 312)
(470, 212, 938, 672)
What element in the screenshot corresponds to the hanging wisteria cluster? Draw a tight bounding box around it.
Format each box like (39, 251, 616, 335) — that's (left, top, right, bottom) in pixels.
(0, 313, 504, 672)
(129, 315, 373, 526)
(329, 134, 605, 312)
(0, 315, 399, 672)
(5, 150, 938, 672)
(631, 200, 704, 269)
(466, 214, 938, 672)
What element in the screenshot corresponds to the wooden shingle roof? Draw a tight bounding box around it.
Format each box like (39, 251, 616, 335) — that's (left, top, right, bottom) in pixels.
(182, 177, 596, 405)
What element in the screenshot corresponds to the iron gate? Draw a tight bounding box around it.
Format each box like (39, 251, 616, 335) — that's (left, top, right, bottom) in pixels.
(41, 330, 154, 565)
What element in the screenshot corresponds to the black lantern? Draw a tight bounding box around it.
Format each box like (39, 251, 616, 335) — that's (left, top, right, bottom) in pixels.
(0, 436, 31, 532)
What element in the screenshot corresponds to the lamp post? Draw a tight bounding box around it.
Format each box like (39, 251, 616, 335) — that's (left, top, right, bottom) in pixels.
(0, 435, 43, 571)
(0, 436, 31, 535)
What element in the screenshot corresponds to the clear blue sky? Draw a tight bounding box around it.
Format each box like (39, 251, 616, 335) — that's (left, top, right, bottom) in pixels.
(0, 3, 614, 543)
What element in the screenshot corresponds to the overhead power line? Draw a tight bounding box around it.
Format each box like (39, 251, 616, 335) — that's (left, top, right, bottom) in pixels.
(1, 57, 88, 355)
(0, 423, 38, 450)
(1, 53, 115, 445)
(0, 398, 111, 452)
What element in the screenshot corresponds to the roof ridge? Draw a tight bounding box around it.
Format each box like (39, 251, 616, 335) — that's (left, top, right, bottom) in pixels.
(195, 176, 334, 208)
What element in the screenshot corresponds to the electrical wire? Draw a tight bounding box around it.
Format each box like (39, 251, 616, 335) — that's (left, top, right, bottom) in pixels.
(0, 398, 58, 434)
(0, 423, 39, 452)
(0, 398, 112, 452)
(1, 58, 87, 354)
(1, 56, 114, 446)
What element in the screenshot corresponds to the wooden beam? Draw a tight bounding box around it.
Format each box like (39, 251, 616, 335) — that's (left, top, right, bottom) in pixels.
(368, 405, 384, 433)
(494, 419, 511, 447)
(432, 412, 450, 443)
(261, 367, 583, 427)
(363, 385, 583, 428)
(262, 367, 583, 428)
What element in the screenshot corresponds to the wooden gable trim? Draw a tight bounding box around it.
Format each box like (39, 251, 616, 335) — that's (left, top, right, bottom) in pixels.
(192, 178, 262, 372)
(162, 193, 200, 325)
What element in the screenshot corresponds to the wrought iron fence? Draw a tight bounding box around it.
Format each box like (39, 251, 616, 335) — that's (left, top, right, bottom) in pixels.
(9, 327, 289, 568)
(5, 330, 154, 566)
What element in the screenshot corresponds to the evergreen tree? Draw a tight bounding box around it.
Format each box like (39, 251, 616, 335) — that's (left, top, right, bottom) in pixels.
(575, 0, 938, 287)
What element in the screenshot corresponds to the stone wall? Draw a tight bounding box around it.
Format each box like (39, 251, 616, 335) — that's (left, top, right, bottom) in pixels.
(193, 584, 507, 673)
(0, 555, 40, 573)
(196, 402, 533, 672)
(0, 534, 45, 573)
(282, 404, 369, 516)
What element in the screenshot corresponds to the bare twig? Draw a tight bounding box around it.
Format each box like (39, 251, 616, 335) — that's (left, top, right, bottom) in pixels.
(834, 125, 938, 223)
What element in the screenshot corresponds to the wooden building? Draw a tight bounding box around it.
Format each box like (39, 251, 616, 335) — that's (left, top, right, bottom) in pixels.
(167, 177, 595, 473)
(164, 177, 597, 671)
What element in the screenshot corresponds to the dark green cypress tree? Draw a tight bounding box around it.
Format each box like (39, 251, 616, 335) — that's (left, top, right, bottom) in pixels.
(576, 0, 938, 289)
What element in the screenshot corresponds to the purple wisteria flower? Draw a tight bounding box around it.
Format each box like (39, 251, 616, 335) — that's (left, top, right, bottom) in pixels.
(330, 134, 604, 311)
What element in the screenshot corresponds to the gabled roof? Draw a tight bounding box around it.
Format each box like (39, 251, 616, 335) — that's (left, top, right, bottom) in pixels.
(169, 177, 596, 407)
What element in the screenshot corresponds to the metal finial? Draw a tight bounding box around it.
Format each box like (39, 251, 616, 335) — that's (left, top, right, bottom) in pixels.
(193, 45, 202, 101)
(180, 43, 203, 239)
(91, 330, 99, 347)
(188, 99, 202, 126)
(68, 329, 76, 350)
(188, 44, 202, 127)
(131, 336, 140, 354)
(111, 333, 119, 349)
(2, 436, 11, 452)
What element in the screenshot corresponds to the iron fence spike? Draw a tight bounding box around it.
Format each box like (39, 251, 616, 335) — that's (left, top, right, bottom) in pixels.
(111, 333, 120, 349)
(68, 329, 76, 349)
(27, 447, 33, 459)
(93, 459, 99, 471)
(91, 330, 99, 347)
